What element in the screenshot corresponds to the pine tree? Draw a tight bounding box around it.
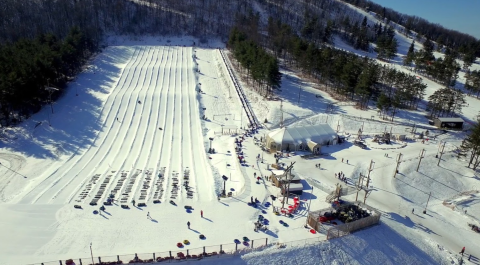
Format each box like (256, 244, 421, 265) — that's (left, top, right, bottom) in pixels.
(404, 41, 415, 66)
(461, 120, 480, 169)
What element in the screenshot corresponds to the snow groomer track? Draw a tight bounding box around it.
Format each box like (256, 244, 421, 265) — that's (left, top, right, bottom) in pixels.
(20, 46, 215, 205)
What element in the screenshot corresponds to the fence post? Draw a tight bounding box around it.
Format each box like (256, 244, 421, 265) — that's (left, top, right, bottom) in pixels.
(78, 259, 82, 265)
(117, 255, 120, 262)
(98, 257, 101, 263)
(203, 246, 206, 255)
(59, 260, 63, 265)
(251, 240, 254, 248)
(266, 238, 268, 246)
(153, 253, 155, 260)
(220, 244, 222, 254)
(187, 249, 189, 256)
(169, 251, 172, 258)
(235, 243, 238, 252)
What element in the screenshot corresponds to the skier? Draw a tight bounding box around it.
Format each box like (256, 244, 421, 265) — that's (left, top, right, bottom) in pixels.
(116, 117, 119, 121)
(201, 210, 203, 218)
(460, 247, 465, 256)
(412, 208, 414, 214)
(159, 127, 163, 130)
(254, 172, 257, 177)
(347, 160, 349, 164)
(335, 173, 337, 178)
(147, 212, 150, 219)
(138, 100, 141, 104)
(187, 221, 191, 229)
(251, 196, 254, 204)
(342, 158, 344, 163)
(132, 199, 136, 207)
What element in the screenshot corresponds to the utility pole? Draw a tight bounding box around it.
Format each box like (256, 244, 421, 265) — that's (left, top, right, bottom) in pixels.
(437, 142, 446, 166)
(366, 159, 374, 188)
(281, 162, 295, 209)
(305, 186, 314, 226)
(363, 184, 371, 204)
(280, 100, 284, 128)
(393, 153, 403, 178)
(355, 173, 364, 201)
(424, 191, 432, 214)
(90, 243, 94, 265)
(416, 149, 426, 172)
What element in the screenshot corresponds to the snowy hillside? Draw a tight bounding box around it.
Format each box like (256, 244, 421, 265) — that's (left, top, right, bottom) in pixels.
(0, 15, 480, 265)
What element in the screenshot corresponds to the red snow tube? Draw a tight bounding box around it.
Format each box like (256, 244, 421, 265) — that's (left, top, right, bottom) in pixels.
(177, 243, 183, 248)
(310, 229, 316, 234)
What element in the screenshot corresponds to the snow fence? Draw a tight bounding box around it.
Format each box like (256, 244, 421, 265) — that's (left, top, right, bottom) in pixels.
(29, 237, 272, 265)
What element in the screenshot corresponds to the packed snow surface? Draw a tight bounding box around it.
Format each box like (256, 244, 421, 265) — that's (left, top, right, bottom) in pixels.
(0, 35, 479, 265)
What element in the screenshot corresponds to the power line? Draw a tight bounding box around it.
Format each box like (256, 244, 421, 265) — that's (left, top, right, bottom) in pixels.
(0, 162, 27, 178)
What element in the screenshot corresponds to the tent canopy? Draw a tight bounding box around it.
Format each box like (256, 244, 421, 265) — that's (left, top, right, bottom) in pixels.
(266, 124, 337, 152)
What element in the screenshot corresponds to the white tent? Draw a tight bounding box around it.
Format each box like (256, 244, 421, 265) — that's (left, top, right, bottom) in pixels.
(266, 124, 337, 153)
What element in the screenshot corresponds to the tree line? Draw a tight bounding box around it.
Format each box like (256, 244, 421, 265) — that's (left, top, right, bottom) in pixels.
(402, 37, 467, 119)
(228, 27, 282, 97)
(263, 19, 426, 121)
(0, 27, 96, 125)
(340, 0, 480, 58)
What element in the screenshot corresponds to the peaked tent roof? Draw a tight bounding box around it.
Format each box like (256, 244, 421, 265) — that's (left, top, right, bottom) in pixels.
(267, 124, 337, 144)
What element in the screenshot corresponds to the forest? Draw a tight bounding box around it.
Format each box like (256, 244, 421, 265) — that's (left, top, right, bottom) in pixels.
(0, 0, 477, 126)
(340, 0, 480, 58)
(0, 27, 95, 125)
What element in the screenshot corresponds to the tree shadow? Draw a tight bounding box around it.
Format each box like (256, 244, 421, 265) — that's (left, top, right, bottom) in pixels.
(0, 46, 131, 158)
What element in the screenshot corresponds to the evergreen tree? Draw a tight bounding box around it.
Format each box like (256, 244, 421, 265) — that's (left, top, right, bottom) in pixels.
(403, 41, 415, 66)
(461, 120, 480, 170)
(376, 93, 391, 120)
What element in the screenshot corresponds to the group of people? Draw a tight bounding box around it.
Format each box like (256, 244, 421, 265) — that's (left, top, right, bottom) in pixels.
(335, 172, 347, 184)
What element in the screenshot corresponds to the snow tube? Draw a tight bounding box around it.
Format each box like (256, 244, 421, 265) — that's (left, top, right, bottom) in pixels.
(262, 210, 267, 214)
(199, 234, 206, 240)
(279, 220, 284, 224)
(93, 210, 99, 215)
(243, 241, 249, 246)
(183, 240, 190, 245)
(310, 229, 316, 234)
(242, 236, 249, 242)
(234, 239, 241, 244)
(177, 243, 183, 248)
